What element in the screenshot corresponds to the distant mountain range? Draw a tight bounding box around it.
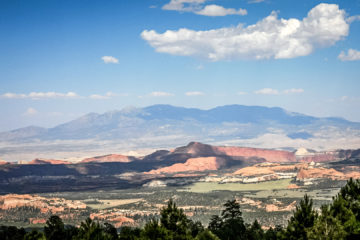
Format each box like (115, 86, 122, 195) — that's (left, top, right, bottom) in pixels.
(0, 104, 360, 161)
(1, 141, 359, 194)
(0, 104, 357, 141)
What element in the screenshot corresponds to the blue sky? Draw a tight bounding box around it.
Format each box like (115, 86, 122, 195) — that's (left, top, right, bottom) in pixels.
(1, 0, 360, 131)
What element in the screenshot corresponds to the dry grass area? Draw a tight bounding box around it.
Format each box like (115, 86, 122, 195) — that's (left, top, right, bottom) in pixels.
(184, 179, 292, 193)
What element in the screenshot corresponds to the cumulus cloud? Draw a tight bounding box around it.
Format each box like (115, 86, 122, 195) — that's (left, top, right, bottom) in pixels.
(2, 93, 27, 99)
(1, 92, 79, 99)
(195, 5, 247, 16)
(338, 49, 360, 61)
(162, 0, 246, 17)
(248, 0, 265, 3)
(162, 0, 206, 12)
(255, 88, 304, 95)
(142, 3, 350, 61)
(347, 15, 360, 23)
(255, 88, 279, 95)
(101, 56, 119, 64)
(89, 92, 117, 100)
(149, 91, 174, 97)
(185, 91, 204, 96)
(24, 107, 38, 116)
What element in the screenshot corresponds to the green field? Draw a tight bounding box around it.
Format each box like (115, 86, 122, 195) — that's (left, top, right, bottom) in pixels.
(182, 179, 293, 193)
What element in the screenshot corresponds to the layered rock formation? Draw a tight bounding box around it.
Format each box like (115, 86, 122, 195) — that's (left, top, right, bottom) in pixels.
(173, 142, 296, 163)
(297, 168, 344, 180)
(215, 145, 296, 163)
(0, 194, 86, 212)
(81, 154, 136, 163)
(0, 159, 8, 165)
(147, 157, 227, 174)
(233, 163, 307, 177)
(28, 158, 71, 164)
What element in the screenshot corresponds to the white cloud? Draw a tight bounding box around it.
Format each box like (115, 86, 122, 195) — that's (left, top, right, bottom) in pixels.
(255, 88, 279, 95)
(185, 91, 204, 96)
(142, 3, 349, 61)
(237, 91, 248, 95)
(248, 0, 265, 3)
(101, 56, 119, 64)
(1, 92, 79, 99)
(162, 0, 246, 17)
(283, 88, 304, 94)
(255, 88, 304, 95)
(338, 49, 360, 61)
(347, 15, 360, 23)
(0, 91, 127, 100)
(195, 4, 247, 16)
(89, 92, 117, 100)
(2, 93, 26, 99)
(24, 107, 38, 116)
(28, 92, 78, 99)
(149, 91, 174, 97)
(162, 0, 206, 12)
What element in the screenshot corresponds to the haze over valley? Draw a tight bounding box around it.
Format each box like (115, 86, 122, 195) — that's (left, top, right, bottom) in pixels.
(1, 104, 360, 162)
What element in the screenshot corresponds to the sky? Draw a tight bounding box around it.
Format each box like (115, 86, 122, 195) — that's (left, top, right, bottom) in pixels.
(0, 0, 360, 131)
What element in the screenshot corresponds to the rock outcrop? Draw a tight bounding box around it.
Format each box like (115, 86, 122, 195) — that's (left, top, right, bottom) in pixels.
(296, 168, 345, 180)
(174, 142, 296, 163)
(215, 145, 296, 163)
(28, 158, 71, 164)
(0, 159, 8, 165)
(81, 154, 136, 163)
(0, 194, 86, 212)
(233, 163, 307, 177)
(147, 157, 227, 174)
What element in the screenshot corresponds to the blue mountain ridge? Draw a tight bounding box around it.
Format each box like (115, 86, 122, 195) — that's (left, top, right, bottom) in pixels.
(0, 104, 357, 142)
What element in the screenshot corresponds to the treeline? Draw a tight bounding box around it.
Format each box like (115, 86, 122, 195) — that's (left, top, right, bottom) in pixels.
(1, 178, 360, 240)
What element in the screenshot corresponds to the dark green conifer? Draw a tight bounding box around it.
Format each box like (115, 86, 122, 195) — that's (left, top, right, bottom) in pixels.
(283, 194, 317, 240)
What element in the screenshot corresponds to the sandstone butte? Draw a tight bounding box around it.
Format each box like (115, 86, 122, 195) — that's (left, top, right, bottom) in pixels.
(146, 157, 227, 175)
(214, 145, 296, 163)
(296, 168, 346, 180)
(29, 218, 47, 224)
(28, 158, 71, 164)
(90, 212, 135, 228)
(0, 194, 86, 212)
(265, 201, 296, 212)
(80, 154, 133, 163)
(299, 154, 338, 163)
(0, 159, 8, 165)
(181, 142, 297, 163)
(233, 166, 275, 176)
(233, 163, 308, 176)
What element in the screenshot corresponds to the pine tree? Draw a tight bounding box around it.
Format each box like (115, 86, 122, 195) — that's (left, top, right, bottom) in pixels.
(24, 230, 46, 240)
(330, 178, 360, 239)
(141, 218, 170, 240)
(307, 205, 346, 240)
(245, 220, 265, 240)
(159, 199, 193, 240)
(195, 229, 220, 240)
(282, 194, 317, 240)
(44, 215, 66, 240)
(208, 199, 246, 240)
